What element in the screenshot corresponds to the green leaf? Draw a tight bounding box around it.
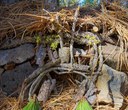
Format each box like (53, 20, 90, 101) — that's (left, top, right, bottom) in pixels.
(75, 98, 93, 110)
(50, 41, 59, 50)
(23, 98, 41, 110)
(35, 35, 41, 45)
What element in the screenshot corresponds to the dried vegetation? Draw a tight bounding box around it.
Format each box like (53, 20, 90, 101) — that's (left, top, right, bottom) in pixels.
(0, 1, 128, 110)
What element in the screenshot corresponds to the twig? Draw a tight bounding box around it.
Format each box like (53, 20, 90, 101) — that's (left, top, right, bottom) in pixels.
(20, 59, 61, 100)
(55, 13, 63, 48)
(91, 44, 98, 72)
(73, 71, 88, 79)
(97, 44, 103, 72)
(24, 58, 61, 84)
(28, 66, 89, 98)
(29, 67, 68, 98)
(70, 7, 79, 65)
(54, 70, 72, 75)
(19, 80, 34, 103)
(60, 63, 90, 72)
(47, 46, 56, 62)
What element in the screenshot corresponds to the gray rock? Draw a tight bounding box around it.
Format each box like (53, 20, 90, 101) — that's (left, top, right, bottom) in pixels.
(36, 45, 46, 66)
(96, 65, 112, 103)
(0, 44, 35, 66)
(59, 47, 70, 63)
(1, 62, 35, 95)
(0, 37, 35, 49)
(87, 95, 97, 105)
(102, 43, 128, 71)
(97, 64, 128, 109)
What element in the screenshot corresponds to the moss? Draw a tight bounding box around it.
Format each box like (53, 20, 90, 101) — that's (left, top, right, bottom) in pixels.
(50, 41, 59, 50)
(45, 34, 60, 43)
(84, 34, 100, 45)
(34, 34, 41, 45)
(45, 34, 60, 50)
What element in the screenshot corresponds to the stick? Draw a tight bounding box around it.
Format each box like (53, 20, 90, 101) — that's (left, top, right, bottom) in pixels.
(24, 58, 61, 84)
(29, 66, 89, 98)
(70, 7, 79, 65)
(97, 44, 103, 72)
(60, 63, 90, 72)
(55, 14, 63, 48)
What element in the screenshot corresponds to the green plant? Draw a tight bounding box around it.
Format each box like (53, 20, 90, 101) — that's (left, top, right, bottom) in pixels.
(45, 35, 59, 43)
(23, 95, 41, 110)
(45, 34, 60, 50)
(50, 40, 59, 50)
(84, 35, 100, 45)
(75, 98, 93, 110)
(34, 34, 41, 46)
